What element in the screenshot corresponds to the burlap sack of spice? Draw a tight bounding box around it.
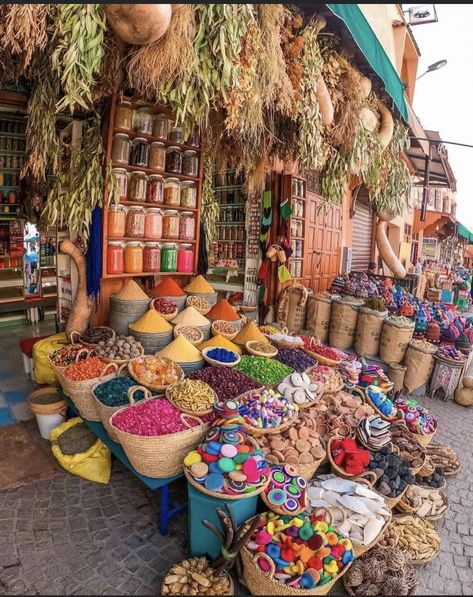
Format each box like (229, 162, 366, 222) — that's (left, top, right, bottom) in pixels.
(305, 294, 332, 343)
(277, 284, 309, 332)
(329, 298, 363, 350)
(355, 307, 388, 357)
(404, 343, 436, 393)
(379, 320, 414, 364)
(387, 363, 407, 393)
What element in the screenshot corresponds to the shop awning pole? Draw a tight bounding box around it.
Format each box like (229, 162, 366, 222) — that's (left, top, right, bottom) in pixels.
(420, 143, 431, 222)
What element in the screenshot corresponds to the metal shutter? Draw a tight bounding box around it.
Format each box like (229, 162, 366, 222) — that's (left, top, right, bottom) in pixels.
(352, 199, 373, 271)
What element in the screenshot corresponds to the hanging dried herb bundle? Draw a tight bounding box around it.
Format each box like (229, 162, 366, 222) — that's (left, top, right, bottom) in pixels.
(296, 18, 326, 171)
(21, 51, 61, 182)
(92, 29, 124, 103)
(127, 4, 196, 101)
(51, 4, 106, 112)
(158, 4, 255, 136)
(44, 116, 115, 241)
(201, 144, 219, 250)
(280, 11, 304, 108)
(2, 4, 51, 74)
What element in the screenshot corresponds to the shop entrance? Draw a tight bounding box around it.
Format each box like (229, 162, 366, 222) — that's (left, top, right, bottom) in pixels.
(302, 191, 342, 292)
(351, 194, 374, 271)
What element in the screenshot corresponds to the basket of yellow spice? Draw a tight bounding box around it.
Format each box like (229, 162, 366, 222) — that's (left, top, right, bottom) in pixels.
(171, 306, 211, 340)
(157, 335, 205, 375)
(233, 321, 269, 352)
(166, 379, 217, 416)
(128, 309, 173, 354)
(198, 335, 242, 355)
(184, 275, 217, 306)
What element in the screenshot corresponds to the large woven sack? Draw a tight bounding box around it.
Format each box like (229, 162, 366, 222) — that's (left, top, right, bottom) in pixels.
(277, 284, 309, 332)
(387, 363, 407, 393)
(404, 341, 437, 393)
(306, 294, 332, 343)
(379, 319, 414, 364)
(329, 298, 363, 350)
(355, 307, 388, 357)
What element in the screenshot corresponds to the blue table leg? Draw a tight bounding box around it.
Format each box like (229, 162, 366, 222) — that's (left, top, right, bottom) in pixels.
(159, 484, 187, 536)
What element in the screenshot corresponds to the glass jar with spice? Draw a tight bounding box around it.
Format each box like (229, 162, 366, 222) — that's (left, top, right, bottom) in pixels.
(125, 206, 145, 238)
(130, 137, 149, 167)
(111, 133, 130, 164)
(152, 113, 171, 139)
(177, 244, 194, 273)
(143, 243, 161, 273)
(144, 208, 163, 240)
(146, 174, 164, 205)
(128, 171, 147, 202)
(124, 242, 144, 274)
(165, 146, 182, 174)
(182, 150, 198, 176)
(185, 127, 200, 147)
(169, 126, 183, 143)
(149, 142, 165, 171)
(179, 211, 195, 241)
(161, 243, 177, 272)
(107, 241, 124, 275)
(132, 105, 153, 135)
(164, 178, 180, 206)
(111, 168, 128, 201)
(163, 210, 180, 239)
(114, 100, 133, 130)
(107, 205, 126, 238)
(180, 182, 197, 209)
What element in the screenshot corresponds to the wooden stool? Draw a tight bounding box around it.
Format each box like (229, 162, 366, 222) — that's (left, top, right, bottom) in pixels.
(429, 356, 464, 401)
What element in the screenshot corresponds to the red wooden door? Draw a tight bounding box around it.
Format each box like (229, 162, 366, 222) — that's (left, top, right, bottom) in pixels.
(302, 192, 342, 292)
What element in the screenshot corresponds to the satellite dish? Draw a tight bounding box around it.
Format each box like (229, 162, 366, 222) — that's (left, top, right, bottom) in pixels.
(408, 4, 438, 26)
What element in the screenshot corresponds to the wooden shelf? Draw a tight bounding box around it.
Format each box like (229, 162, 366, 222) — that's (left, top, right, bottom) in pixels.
(103, 271, 191, 279)
(112, 162, 199, 183)
(113, 129, 201, 153)
(118, 200, 198, 213)
(107, 236, 197, 244)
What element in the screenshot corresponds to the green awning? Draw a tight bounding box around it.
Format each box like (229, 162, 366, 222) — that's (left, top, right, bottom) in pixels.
(457, 223, 471, 241)
(327, 4, 408, 121)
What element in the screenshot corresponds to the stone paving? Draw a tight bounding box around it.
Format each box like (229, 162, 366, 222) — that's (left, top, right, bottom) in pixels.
(0, 322, 472, 594)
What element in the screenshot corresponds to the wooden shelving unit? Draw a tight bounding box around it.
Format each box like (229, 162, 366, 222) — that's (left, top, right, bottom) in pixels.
(282, 174, 307, 281)
(102, 94, 203, 280)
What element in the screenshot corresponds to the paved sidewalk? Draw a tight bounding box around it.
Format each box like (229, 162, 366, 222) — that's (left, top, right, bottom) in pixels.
(0, 395, 470, 595)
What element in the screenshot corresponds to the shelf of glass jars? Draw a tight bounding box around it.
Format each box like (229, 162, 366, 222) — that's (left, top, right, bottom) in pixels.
(113, 129, 200, 153)
(118, 199, 198, 213)
(216, 239, 246, 243)
(103, 271, 192, 279)
(111, 162, 199, 184)
(107, 236, 197, 244)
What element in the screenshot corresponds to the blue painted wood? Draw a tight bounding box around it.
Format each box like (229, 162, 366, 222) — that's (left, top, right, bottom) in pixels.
(60, 391, 186, 534)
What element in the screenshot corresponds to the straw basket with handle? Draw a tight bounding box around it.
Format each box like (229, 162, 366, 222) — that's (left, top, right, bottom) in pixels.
(165, 380, 217, 416)
(61, 357, 118, 422)
(110, 395, 210, 478)
(236, 388, 298, 437)
(92, 366, 152, 440)
(71, 326, 116, 349)
(128, 356, 184, 393)
(240, 521, 353, 596)
(150, 297, 178, 321)
(101, 344, 145, 366)
(362, 386, 398, 422)
(48, 345, 90, 384)
(327, 435, 373, 481)
(396, 486, 449, 522)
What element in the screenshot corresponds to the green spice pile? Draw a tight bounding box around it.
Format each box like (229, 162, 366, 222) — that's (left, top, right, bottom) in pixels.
(94, 376, 146, 407)
(234, 356, 293, 386)
(364, 297, 386, 312)
(57, 423, 96, 455)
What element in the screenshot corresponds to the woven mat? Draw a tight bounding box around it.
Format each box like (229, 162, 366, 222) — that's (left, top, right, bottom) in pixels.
(0, 421, 57, 491)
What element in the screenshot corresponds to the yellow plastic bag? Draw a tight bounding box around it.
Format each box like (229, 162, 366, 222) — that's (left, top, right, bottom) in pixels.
(33, 332, 69, 386)
(50, 417, 111, 484)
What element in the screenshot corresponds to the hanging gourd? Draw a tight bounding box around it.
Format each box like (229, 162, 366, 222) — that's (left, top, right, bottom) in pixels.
(104, 4, 172, 45)
(316, 75, 334, 126)
(359, 76, 372, 98)
(377, 100, 394, 149)
(375, 220, 406, 278)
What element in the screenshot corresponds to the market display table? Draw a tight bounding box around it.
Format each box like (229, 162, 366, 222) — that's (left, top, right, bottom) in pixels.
(60, 391, 186, 535)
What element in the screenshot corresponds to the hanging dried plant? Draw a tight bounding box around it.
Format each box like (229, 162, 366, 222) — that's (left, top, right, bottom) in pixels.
(51, 4, 106, 112)
(296, 18, 327, 171)
(43, 115, 115, 242)
(21, 51, 61, 182)
(127, 4, 196, 100)
(201, 142, 219, 250)
(2, 4, 51, 74)
(280, 10, 304, 108)
(92, 29, 124, 102)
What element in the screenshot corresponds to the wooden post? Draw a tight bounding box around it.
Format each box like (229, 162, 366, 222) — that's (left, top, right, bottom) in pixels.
(420, 142, 431, 222)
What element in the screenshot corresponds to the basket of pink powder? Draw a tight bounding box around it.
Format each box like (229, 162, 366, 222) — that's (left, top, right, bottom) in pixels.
(110, 393, 214, 477)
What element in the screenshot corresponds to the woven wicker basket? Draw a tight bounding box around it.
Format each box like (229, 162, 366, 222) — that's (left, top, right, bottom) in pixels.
(186, 291, 217, 306)
(128, 357, 184, 393)
(327, 436, 372, 480)
(362, 387, 398, 422)
(165, 380, 217, 416)
(150, 297, 178, 321)
(236, 388, 298, 437)
(211, 320, 238, 340)
(186, 294, 212, 315)
(160, 568, 233, 596)
(61, 359, 118, 422)
(158, 294, 187, 313)
(71, 326, 116, 349)
(303, 348, 340, 367)
(202, 347, 241, 368)
(241, 543, 352, 596)
(246, 340, 278, 358)
(426, 442, 461, 476)
(92, 365, 150, 440)
(48, 346, 90, 380)
(389, 515, 441, 565)
(110, 397, 209, 477)
(173, 324, 204, 346)
(409, 428, 436, 447)
(184, 466, 269, 500)
(396, 487, 449, 523)
(101, 345, 145, 366)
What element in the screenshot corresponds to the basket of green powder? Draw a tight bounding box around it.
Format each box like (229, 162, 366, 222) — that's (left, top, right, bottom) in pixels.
(234, 355, 294, 388)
